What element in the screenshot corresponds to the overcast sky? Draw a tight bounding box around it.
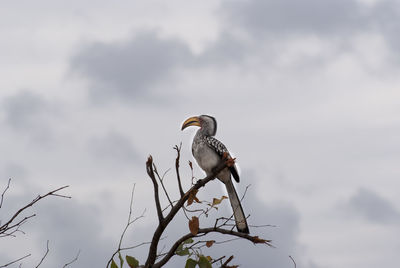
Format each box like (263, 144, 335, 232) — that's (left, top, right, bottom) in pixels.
(1, 0, 400, 267)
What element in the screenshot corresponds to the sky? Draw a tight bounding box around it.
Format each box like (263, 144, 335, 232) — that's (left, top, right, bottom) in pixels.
(1, 0, 400, 267)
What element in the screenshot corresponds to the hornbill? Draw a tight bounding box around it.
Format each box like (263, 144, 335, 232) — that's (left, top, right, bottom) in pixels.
(181, 115, 249, 234)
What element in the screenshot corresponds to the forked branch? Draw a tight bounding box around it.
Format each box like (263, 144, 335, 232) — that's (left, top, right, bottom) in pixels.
(153, 227, 272, 268)
(0, 185, 70, 237)
(144, 155, 230, 267)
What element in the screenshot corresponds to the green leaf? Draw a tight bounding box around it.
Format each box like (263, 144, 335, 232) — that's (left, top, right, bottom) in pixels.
(176, 247, 190, 256)
(198, 255, 212, 268)
(111, 259, 119, 268)
(126, 255, 139, 268)
(185, 258, 198, 268)
(183, 238, 194, 245)
(118, 252, 124, 268)
(176, 238, 193, 256)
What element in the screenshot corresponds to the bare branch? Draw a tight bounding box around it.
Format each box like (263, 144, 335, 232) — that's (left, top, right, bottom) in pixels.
(120, 241, 152, 251)
(0, 254, 31, 268)
(144, 157, 230, 267)
(173, 144, 185, 197)
(0, 178, 11, 209)
(62, 250, 81, 268)
(106, 185, 146, 268)
(289, 255, 297, 268)
(35, 240, 49, 268)
(0, 214, 36, 238)
(153, 227, 272, 268)
(221, 255, 234, 268)
(211, 255, 225, 264)
(0, 185, 70, 237)
(146, 156, 163, 223)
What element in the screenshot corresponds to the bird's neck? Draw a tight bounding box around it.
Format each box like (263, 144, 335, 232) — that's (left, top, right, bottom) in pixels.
(197, 127, 214, 137)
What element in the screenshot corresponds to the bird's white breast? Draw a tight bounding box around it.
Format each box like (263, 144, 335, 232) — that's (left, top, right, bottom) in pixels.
(192, 139, 221, 175)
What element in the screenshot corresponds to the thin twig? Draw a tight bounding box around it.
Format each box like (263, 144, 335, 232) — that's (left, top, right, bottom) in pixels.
(289, 255, 297, 268)
(153, 165, 173, 208)
(161, 200, 179, 213)
(249, 224, 277, 228)
(63, 250, 81, 268)
(120, 241, 152, 251)
(106, 185, 146, 268)
(0, 254, 31, 268)
(0, 186, 70, 237)
(0, 178, 11, 209)
(173, 144, 185, 197)
(35, 240, 49, 268)
(211, 255, 225, 264)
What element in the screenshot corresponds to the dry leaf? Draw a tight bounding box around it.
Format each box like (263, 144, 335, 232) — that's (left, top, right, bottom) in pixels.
(188, 216, 199, 235)
(212, 196, 228, 206)
(187, 189, 201, 206)
(205, 240, 215, 248)
(252, 236, 271, 244)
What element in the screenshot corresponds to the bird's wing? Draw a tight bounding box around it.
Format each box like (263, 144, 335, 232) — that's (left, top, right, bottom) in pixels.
(203, 136, 240, 182)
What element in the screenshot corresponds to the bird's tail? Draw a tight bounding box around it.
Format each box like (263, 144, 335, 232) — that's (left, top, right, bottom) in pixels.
(225, 179, 250, 234)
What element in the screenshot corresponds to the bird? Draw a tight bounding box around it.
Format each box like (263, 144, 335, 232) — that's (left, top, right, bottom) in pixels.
(181, 115, 249, 234)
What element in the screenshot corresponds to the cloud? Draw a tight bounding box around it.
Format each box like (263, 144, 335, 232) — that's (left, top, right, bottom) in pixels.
(87, 131, 140, 167)
(197, 31, 248, 66)
(221, 0, 365, 36)
(71, 31, 194, 104)
(0, 163, 28, 182)
(1, 90, 59, 143)
(3, 91, 48, 130)
(346, 188, 400, 224)
(27, 198, 114, 267)
(221, 0, 400, 58)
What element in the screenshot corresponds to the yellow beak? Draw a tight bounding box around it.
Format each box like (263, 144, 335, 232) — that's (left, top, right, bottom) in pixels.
(181, 116, 201, 130)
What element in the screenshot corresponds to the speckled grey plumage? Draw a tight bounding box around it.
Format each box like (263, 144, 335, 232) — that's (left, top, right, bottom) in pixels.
(190, 115, 249, 233)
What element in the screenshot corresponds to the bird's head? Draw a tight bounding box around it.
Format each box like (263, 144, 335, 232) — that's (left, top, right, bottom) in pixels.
(181, 115, 217, 136)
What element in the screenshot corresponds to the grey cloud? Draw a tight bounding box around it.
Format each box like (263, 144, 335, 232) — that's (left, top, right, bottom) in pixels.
(222, 0, 365, 36)
(346, 188, 400, 224)
(198, 31, 248, 66)
(1, 91, 58, 143)
(70, 30, 254, 105)
(221, 173, 314, 268)
(0, 163, 28, 182)
(3, 91, 48, 130)
(370, 0, 400, 55)
(27, 198, 113, 267)
(71, 31, 194, 104)
(221, 0, 400, 56)
(0, 184, 115, 268)
(69, 0, 400, 108)
(87, 131, 140, 167)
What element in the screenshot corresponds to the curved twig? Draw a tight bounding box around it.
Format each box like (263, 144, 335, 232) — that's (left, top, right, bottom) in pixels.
(146, 157, 163, 223)
(35, 240, 49, 268)
(173, 144, 185, 197)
